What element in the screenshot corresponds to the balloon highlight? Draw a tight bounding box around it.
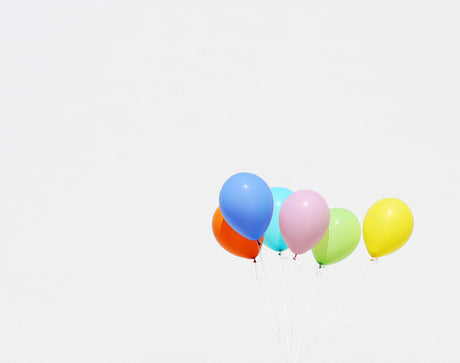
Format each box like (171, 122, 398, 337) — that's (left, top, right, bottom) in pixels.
(219, 172, 274, 241)
(279, 190, 330, 255)
(313, 208, 361, 265)
(263, 187, 293, 253)
(363, 198, 414, 258)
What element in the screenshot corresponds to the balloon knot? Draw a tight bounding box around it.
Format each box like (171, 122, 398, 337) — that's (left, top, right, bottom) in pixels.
(253, 258, 256, 263)
(278, 252, 281, 256)
(293, 254, 297, 261)
(257, 239, 261, 246)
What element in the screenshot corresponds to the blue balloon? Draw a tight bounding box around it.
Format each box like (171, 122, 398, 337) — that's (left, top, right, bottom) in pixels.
(264, 187, 293, 252)
(219, 173, 274, 241)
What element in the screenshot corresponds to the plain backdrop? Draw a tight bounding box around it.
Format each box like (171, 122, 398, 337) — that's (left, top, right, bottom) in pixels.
(0, 1, 459, 362)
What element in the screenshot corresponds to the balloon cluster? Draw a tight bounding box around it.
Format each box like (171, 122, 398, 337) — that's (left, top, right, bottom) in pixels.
(212, 172, 414, 264)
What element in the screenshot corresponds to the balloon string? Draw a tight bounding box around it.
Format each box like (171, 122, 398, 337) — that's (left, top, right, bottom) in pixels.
(253, 261, 282, 348)
(254, 256, 266, 281)
(257, 252, 287, 362)
(288, 257, 301, 361)
(280, 253, 289, 362)
(294, 264, 321, 363)
(304, 260, 370, 361)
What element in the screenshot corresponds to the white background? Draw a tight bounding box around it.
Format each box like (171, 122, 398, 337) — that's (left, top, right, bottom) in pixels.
(1, 1, 459, 362)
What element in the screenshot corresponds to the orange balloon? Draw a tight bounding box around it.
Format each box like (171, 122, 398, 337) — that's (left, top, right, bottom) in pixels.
(212, 207, 263, 260)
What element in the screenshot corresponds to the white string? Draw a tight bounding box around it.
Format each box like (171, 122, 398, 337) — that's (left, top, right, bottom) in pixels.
(293, 264, 322, 363)
(279, 254, 289, 360)
(254, 258, 264, 282)
(304, 260, 370, 361)
(256, 263, 284, 358)
(256, 252, 289, 363)
(288, 258, 300, 361)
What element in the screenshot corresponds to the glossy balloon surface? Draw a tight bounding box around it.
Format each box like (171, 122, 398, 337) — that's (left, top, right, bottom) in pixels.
(212, 207, 262, 259)
(219, 172, 273, 240)
(313, 208, 361, 265)
(279, 190, 330, 255)
(263, 187, 292, 252)
(363, 198, 414, 258)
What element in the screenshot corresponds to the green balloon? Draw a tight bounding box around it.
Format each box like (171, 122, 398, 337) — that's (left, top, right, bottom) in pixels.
(313, 208, 361, 265)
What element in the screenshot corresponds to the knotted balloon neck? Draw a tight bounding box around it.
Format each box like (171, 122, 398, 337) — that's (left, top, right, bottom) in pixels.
(293, 253, 297, 260)
(254, 240, 262, 263)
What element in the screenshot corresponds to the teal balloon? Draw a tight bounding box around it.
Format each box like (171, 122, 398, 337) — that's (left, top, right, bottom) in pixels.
(264, 187, 293, 252)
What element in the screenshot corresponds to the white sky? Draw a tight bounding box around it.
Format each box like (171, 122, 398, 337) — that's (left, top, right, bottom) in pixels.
(0, 0, 459, 362)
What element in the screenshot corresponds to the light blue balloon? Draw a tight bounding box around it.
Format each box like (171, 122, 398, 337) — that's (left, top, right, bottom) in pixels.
(219, 172, 274, 241)
(263, 187, 293, 252)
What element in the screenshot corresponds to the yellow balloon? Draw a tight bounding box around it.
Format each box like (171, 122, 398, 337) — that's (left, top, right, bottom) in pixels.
(363, 198, 414, 258)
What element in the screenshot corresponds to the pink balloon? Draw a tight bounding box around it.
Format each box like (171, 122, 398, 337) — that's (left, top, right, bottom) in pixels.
(279, 190, 330, 255)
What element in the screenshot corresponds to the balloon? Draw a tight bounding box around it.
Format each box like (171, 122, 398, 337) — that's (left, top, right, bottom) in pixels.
(264, 187, 293, 253)
(363, 198, 414, 258)
(212, 207, 263, 260)
(313, 208, 361, 265)
(219, 172, 273, 241)
(279, 190, 330, 256)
